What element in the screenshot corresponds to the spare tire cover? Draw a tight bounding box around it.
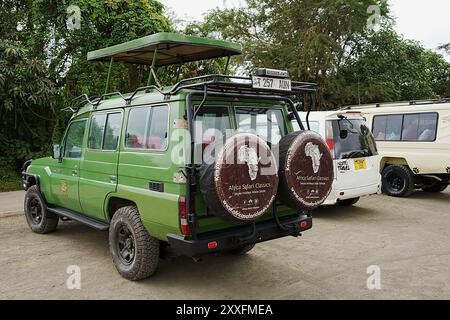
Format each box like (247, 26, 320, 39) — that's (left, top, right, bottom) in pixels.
(200, 133, 279, 222)
(278, 131, 334, 210)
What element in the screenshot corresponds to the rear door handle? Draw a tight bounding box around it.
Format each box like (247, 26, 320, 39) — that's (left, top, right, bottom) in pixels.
(110, 175, 117, 182)
(72, 169, 78, 176)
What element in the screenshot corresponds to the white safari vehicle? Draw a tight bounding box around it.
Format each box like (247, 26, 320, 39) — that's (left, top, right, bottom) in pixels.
(293, 111, 381, 206)
(346, 100, 450, 197)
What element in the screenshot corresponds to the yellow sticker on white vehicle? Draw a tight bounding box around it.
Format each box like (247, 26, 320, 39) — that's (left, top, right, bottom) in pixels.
(354, 159, 367, 170)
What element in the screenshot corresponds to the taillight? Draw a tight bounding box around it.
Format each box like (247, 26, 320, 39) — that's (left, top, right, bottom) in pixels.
(326, 139, 334, 152)
(325, 121, 335, 158)
(178, 196, 195, 236)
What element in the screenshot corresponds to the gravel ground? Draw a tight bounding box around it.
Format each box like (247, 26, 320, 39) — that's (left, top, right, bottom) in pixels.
(0, 190, 449, 300)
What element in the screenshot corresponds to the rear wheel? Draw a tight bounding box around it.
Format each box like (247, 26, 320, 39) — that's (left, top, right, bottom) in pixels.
(109, 206, 159, 281)
(381, 165, 415, 197)
(337, 197, 360, 206)
(422, 183, 448, 193)
(24, 185, 58, 234)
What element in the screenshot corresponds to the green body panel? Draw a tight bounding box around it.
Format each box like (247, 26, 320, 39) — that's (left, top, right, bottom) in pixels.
(26, 88, 299, 242)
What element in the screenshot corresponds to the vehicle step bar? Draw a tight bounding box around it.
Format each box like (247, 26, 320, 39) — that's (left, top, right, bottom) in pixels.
(47, 206, 109, 231)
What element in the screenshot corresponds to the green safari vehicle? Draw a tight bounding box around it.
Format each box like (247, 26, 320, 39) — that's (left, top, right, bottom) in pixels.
(22, 33, 334, 280)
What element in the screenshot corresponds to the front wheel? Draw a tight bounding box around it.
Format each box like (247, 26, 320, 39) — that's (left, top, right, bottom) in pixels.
(109, 206, 159, 281)
(24, 185, 58, 234)
(337, 197, 360, 207)
(381, 165, 415, 197)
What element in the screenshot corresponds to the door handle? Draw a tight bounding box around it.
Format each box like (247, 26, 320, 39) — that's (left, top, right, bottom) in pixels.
(72, 169, 78, 176)
(109, 175, 117, 182)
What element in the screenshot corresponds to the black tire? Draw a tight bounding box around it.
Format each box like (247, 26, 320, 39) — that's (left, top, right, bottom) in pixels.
(109, 206, 159, 281)
(225, 244, 255, 255)
(422, 183, 448, 193)
(381, 165, 415, 197)
(24, 185, 58, 234)
(337, 197, 360, 206)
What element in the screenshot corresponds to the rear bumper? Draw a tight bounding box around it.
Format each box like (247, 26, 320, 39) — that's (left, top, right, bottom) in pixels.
(324, 182, 381, 205)
(167, 214, 312, 257)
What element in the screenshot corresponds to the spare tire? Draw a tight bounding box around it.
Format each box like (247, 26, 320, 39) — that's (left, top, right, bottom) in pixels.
(277, 131, 334, 210)
(200, 133, 279, 222)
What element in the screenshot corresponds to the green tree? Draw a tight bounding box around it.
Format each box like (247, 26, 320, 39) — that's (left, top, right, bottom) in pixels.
(0, 0, 172, 179)
(331, 29, 450, 106)
(190, 0, 390, 107)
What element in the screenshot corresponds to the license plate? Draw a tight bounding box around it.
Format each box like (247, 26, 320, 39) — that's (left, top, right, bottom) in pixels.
(252, 76, 291, 91)
(354, 159, 367, 170)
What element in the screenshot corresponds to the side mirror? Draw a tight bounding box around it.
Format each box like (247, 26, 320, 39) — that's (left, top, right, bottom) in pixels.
(340, 130, 348, 139)
(52, 144, 61, 160)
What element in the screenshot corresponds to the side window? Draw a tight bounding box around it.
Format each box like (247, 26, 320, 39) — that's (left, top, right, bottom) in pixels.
(402, 113, 437, 141)
(88, 113, 122, 150)
(147, 105, 169, 150)
(64, 120, 87, 158)
(88, 114, 106, 149)
(104, 113, 122, 150)
(125, 105, 169, 150)
(372, 115, 402, 141)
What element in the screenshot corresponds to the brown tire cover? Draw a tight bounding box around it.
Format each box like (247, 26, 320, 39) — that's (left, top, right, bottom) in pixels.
(277, 131, 334, 210)
(200, 133, 279, 222)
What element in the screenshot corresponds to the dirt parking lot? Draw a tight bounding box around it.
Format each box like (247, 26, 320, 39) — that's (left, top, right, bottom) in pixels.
(0, 190, 449, 300)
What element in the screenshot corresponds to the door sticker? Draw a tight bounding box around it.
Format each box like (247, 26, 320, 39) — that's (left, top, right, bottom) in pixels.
(60, 180, 68, 196)
(337, 160, 350, 172)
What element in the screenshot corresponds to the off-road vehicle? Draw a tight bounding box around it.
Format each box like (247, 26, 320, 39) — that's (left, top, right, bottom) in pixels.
(22, 33, 334, 280)
(347, 100, 450, 197)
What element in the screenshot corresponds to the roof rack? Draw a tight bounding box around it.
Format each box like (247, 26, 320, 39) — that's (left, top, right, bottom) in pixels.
(63, 74, 318, 113)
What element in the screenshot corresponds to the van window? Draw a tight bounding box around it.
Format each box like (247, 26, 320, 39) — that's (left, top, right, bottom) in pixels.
(373, 113, 438, 142)
(88, 113, 122, 150)
(402, 113, 437, 141)
(236, 107, 287, 144)
(125, 105, 169, 150)
(64, 120, 87, 158)
(331, 119, 377, 159)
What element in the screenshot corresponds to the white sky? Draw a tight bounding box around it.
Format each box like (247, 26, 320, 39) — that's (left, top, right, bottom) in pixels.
(160, 0, 450, 60)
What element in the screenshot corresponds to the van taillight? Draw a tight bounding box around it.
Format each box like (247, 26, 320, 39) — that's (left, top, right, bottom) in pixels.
(326, 139, 334, 152)
(178, 196, 194, 236)
(325, 121, 335, 157)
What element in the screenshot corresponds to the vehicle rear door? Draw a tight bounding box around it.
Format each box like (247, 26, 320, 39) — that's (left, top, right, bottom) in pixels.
(79, 111, 123, 220)
(329, 118, 379, 190)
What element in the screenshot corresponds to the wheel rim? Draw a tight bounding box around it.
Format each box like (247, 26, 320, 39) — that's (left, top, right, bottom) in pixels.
(116, 224, 135, 265)
(28, 197, 42, 224)
(386, 172, 405, 192)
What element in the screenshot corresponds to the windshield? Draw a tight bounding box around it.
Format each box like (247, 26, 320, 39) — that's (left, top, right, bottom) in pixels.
(331, 119, 378, 159)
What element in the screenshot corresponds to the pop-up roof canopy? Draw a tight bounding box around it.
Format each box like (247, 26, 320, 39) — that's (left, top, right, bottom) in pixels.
(87, 32, 242, 66)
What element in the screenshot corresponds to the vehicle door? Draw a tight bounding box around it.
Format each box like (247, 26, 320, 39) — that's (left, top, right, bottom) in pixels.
(50, 119, 87, 212)
(79, 111, 123, 220)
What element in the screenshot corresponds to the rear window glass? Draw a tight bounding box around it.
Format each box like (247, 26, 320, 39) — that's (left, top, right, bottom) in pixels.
(236, 107, 287, 145)
(195, 106, 231, 143)
(331, 119, 378, 159)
